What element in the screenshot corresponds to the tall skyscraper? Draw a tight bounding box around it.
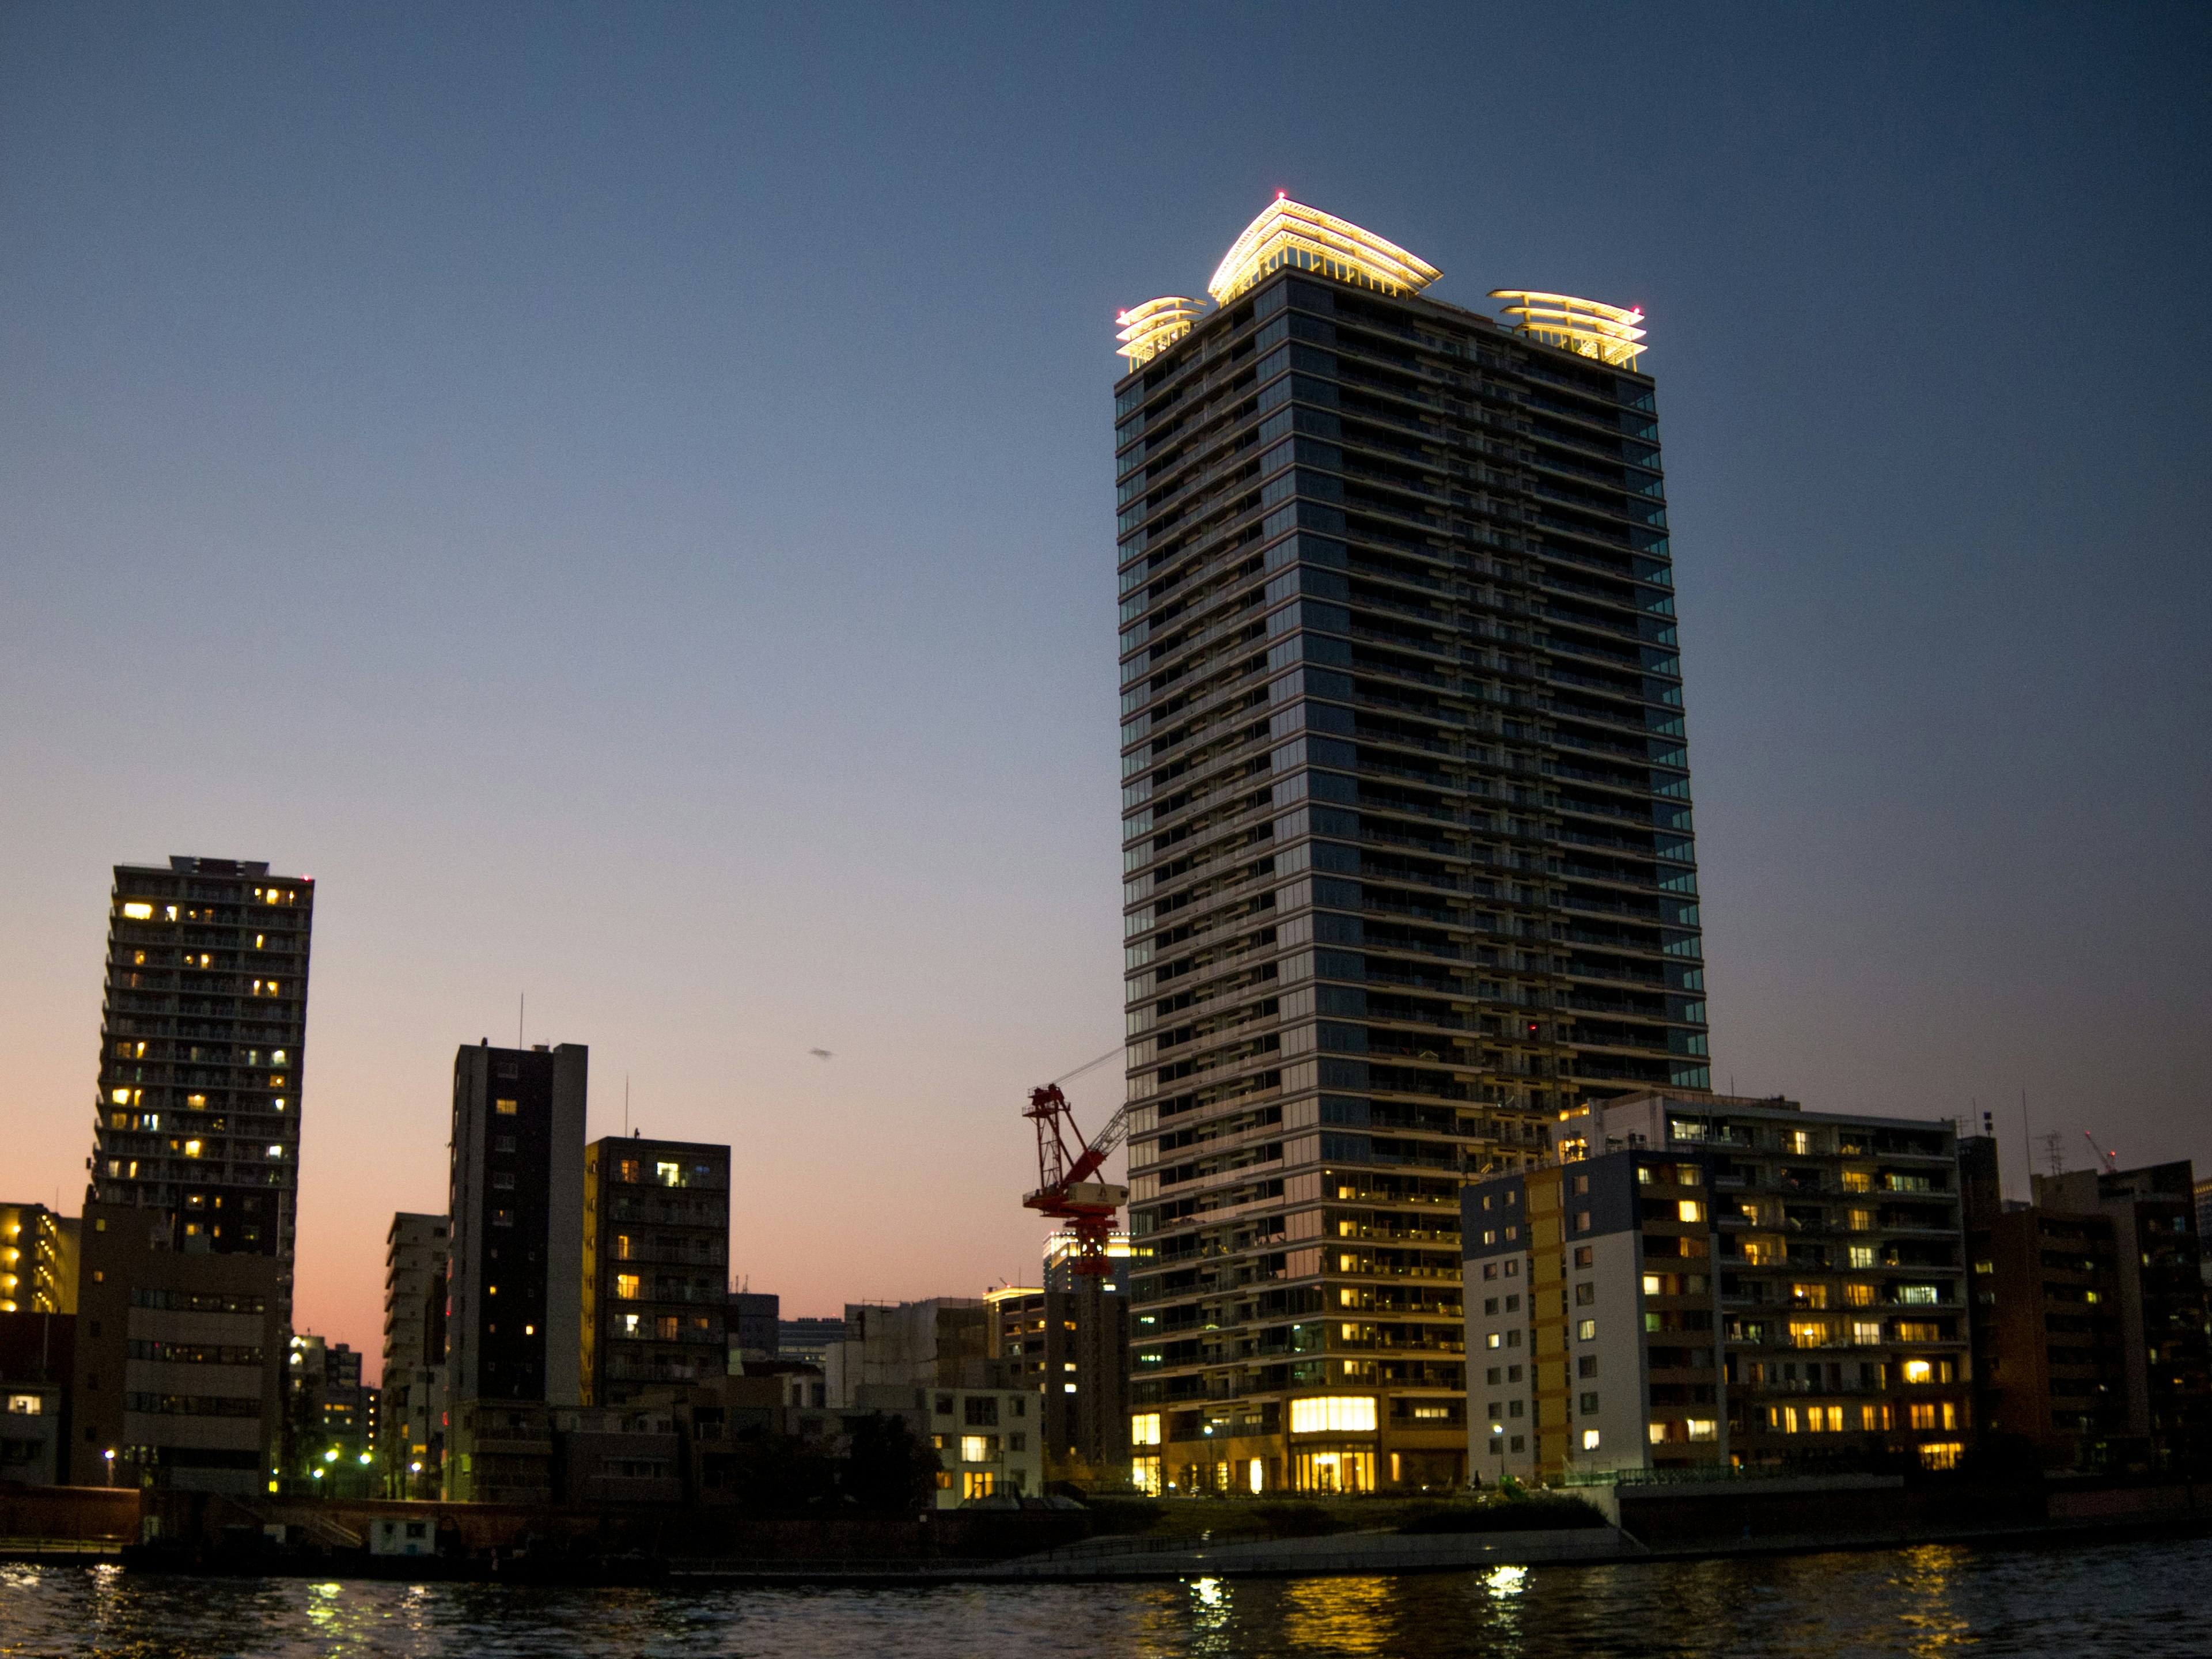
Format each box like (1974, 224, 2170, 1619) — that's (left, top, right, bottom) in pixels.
(1114, 200, 1710, 1493)
(73, 855, 313, 1493)
(444, 1040, 585, 1502)
(579, 1136, 730, 1405)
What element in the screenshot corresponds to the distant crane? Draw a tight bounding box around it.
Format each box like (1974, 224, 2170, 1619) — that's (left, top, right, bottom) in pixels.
(1020, 1081, 1133, 1484)
(2082, 1130, 2119, 1174)
(1021, 1084, 1132, 1277)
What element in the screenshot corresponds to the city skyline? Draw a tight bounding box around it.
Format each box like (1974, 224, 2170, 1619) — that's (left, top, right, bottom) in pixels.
(3, 6, 2207, 1384)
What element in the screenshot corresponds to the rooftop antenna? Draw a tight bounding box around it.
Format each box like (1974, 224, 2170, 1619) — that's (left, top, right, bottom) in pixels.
(518, 992, 525, 1048)
(624, 1074, 630, 1139)
(2041, 1131, 2064, 1177)
(2020, 1089, 2032, 1204)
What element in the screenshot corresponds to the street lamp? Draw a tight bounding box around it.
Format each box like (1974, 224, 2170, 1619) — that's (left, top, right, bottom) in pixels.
(103, 1449, 114, 1488)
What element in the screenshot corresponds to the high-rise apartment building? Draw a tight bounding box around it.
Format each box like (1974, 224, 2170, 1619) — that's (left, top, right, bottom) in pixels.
(444, 1041, 585, 1502)
(86, 858, 313, 1257)
(580, 1137, 730, 1404)
(73, 856, 312, 1493)
(380, 1212, 448, 1497)
(1115, 200, 1708, 1491)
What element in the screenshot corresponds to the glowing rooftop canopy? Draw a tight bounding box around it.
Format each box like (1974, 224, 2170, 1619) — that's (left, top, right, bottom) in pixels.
(1116, 296, 1207, 369)
(1207, 195, 1442, 306)
(1490, 291, 1648, 370)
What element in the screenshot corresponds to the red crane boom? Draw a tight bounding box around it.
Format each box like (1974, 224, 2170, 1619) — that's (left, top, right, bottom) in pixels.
(1022, 1084, 1131, 1277)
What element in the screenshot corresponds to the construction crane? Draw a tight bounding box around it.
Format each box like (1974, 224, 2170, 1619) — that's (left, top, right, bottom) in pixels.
(2082, 1130, 2119, 1173)
(1021, 1083, 1132, 1277)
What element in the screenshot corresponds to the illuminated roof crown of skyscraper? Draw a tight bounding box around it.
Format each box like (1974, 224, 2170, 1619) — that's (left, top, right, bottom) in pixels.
(1206, 194, 1442, 306)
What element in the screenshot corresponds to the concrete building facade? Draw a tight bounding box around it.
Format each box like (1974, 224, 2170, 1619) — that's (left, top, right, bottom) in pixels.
(581, 1137, 729, 1404)
(2029, 1161, 2208, 1467)
(1465, 1092, 1975, 1484)
(1116, 200, 1710, 1491)
(444, 1041, 585, 1502)
(378, 1211, 448, 1497)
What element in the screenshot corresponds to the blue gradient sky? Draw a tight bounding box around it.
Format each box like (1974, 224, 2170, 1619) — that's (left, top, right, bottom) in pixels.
(3, 5, 2206, 1377)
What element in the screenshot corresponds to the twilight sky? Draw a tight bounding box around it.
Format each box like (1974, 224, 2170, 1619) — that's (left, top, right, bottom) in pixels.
(3, 5, 2206, 1382)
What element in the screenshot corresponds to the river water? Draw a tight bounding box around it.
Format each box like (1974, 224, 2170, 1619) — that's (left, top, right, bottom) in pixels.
(3, 1535, 2207, 1657)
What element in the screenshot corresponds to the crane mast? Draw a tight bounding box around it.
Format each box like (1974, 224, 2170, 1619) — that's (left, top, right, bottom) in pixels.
(1022, 1084, 1131, 1277)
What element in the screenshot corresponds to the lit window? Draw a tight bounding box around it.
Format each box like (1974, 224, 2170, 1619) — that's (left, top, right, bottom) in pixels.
(1852, 1321, 1883, 1346)
(112, 1088, 131, 1105)
(267, 1145, 284, 1158)
(1789, 1321, 1828, 1348)
(495, 1099, 518, 1116)
(1647, 1422, 1669, 1444)
(183, 1140, 203, 1158)
(1642, 1275, 1660, 1296)
(1581, 1429, 1601, 1450)
(524, 1324, 535, 1336)
(186, 1094, 207, 1108)
(1844, 1283, 1876, 1307)
(960, 1435, 992, 1463)
(121, 902, 153, 920)
(1289, 1396, 1378, 1434)
(1577, 1320, 1596, 1341)
(6, 1394, 41, 1415)
(1686, 1419, 1717, 1441)
(656, 1162, 683, 1187)
(272, 1050, 287, 1065)
(1486, 1333, 1501, 1350)
(1848, 1245, 1876, 1268)
(1897, 1285, 1938, 1305)
(1677, 1200, 1704, 1223)
(1130, 1414, 1161, 1446)
(616, 1275, 643, 1300)
(1902, 1359, 1933, 1384)
(1918, 1441, 1963, 1471)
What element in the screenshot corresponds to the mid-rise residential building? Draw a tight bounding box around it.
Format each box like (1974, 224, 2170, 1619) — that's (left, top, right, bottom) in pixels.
(1465, 1092, 1973, 1484)
(823, 1300, 993, 1406)
(819, 1300, 1035, 1503)
(1464, 1146, 1713, 1487)
(379, 1211, 448, 1497)
(581, 1137, 729, 1404)
(1961, 1139, 2128, 1467)
(2031, 1162, 2208, 1468)
(989, 1281, 1132, 1486)
(444, 1040, 586, 1502)
(1116, 199, 1710, 1491)
(73, 856, 311, 1494)
(74, 1200, 285, 1494)
(1, 1203, 80, 1314)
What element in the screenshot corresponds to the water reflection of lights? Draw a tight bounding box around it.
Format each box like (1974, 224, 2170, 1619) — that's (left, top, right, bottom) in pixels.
(1486, 1564, 1528, 1597)
(1191, 1576, 1226, 1608)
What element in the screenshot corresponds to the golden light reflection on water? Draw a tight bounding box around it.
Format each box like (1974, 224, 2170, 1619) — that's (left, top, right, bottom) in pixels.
(1893, 1543, 1974, 1656)
(1277, 1574, 1404, 1656)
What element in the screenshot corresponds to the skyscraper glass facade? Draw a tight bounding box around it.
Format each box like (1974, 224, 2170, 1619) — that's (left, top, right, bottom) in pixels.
(1115, 209, 1709, 1491)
